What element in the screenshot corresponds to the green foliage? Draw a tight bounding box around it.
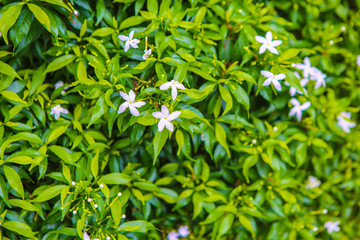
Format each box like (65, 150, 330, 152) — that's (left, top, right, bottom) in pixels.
(0, 0, 359, 239)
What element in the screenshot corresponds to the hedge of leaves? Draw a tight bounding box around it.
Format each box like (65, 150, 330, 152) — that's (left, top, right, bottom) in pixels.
(0, 0, 359, 239)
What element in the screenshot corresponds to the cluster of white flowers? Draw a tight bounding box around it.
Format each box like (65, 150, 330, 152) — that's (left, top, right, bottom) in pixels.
(295, 57, 326, 89)
(324, 221, 340, 234)
(167, 226, 190, 240)
(337, 111, 356, 133)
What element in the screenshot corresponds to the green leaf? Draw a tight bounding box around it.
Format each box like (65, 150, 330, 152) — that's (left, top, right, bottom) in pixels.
(119, 16, 145, 30)
(0, 4, 23, 45)
(295, 142, 307, 167)
(2, 221, 36, 239)
(9, 199, 37, 211)
(219, 85, 233, 115)
(174, 64, 188, 82)
(0, 90, 26, 104)
(48, 145, 74, 165)
(278, 48, 302, 62)
(88, 96, 107, 127)
(137, 114, 158, 126)
(31, 185, 67, 202)
(119, 220, 155, 232)
(215, 123, 231, 158)
(40, 0, 72, 11)
(147, 0, 158, 15)
(188, 67, 217, 82)
(153, 129, 168, 164)
(175, 130, 184, 155)
(30, 64, 46, 95)
(27, 3, 50, 31)
(243, 155, 258, 183)
(111, 198, 122, 227)
(91, 150, 99, 178)
(0, 61, 22, 79)
(180, 109, 212, 129)
(218, 213, 235, 237)
(99, 173, 132, 185)
(80, 19, 87, 37)
(185, 84, 216, 99)
(228, 82, 249, 111)
(3, 166, 24, 199)
(45, 55, 77, 73)
(92, 27, 115, 37)
(192, 192, 203, 219)
(47, 125, 69, 144)
(239, 215, 255, 238)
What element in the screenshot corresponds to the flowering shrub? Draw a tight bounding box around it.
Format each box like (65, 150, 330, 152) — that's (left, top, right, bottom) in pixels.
(0, 0, 359, 239)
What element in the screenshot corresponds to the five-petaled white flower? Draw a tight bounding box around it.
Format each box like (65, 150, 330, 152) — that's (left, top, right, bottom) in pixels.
(289, 98, 311, 121)
(159, 80, 186, 100)
(118, 90, 145, 116)
(152, 105, 181, 132)
(142, 49, 152, 60)
(118, 30, 140, 52)
(255, 31, 282, 55)
(261, 71, 286, 91)
(337, 111, 356, 133)
(306, 176, 321, 189)
(309, 67, 326, 89)
(50, 104, 69, 120)
(167, 231, 180, 240)
(295, 57, 312, 79)
(178, 226, 190, 237)
(55, 81, 69, 95)
(324, 221, 340, 233)
(284, 72, 308, 96)
(357, 55, 360, 67)
(83, 232, 99, 240)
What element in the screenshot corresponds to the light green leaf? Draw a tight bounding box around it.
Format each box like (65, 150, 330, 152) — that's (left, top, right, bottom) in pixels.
(0, 61, 22, 79)
(243, 155, 258, 183)
(119, 16, 145, 30)
(48, 145, 74, 165)
(0, 4, 23, 45)
(31, 185, 67, 202)
(88, 96, 108, 127)
(111, 198, 122, 227)
(92, 27, 116, 37)
(0, 90, 26, 104)
(215, 123, 231, 157)
(4, 166, 24, 199)
(153, 129, 168, 164)
(228, 82, 249, 111)
(27, 3, 50, 31)
(47, 125, 69, 144)
(99, 173, 132, 185)
(218, 213, 235, 237)
(9, 199, 37, 211)
(45, 55, 77, 73)
(91, 150, 99, 178)
(2, 221, 36, 239)
(219, 85, 233, 115)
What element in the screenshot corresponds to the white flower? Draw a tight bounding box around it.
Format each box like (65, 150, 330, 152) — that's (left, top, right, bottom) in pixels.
(306, 176, 320, 189)
(73, 10, 79, 17)
(289, 98, 311, 121)
(71, 181, 76, 186)
(178, 226, 190, 237)
(106, 237, 111, 240)
(87, 198, 92, 202)
(152, 105, 181, 132)
(50, 105, 69, 120)
(295, 57, 312, 79)
(55, 81, 69, 95)
(261, 70, 286, 91)
(118, 30, 140, 52)
(159, 80, 186, 100)
(323, 209, 328, 214)
(73, 210, 77, 214)
(83, 232, 90, 240)
(255, 31, 282, 55)
(324, 221, 340, 233)
(122, 214, 126, 218)
(309, 67, 326, 89)
(142, 49, 152, 60)
(167, 231, 180, 240)
(118, 192, 122, 197)
(357, 55, 360, 67)
(284, 72, 308, 96)
(94, 204, 98, 208)
(337, 112, 356, 133)
(118, 90, 145, 117)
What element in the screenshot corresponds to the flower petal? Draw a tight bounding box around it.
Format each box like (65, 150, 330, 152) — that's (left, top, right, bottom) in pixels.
(132, 101, 145, 108)
(300, 101, 311, 110)
(164, 120, 174, 132)
(255, 36, 266, 43)
(276, 73, 286, 80)
(119, 91, 130, 101)
(152, 111, 164, 119)
(124, 42, 130, 52)
(158, 118, 166, 131)
(260, 70, 274, 78)
(54, 111, 60, 120)
(129, 41, 139, 49)
(284, 81, 290, 86)
(60, 108, 69, 114)
(294, 71, 301, 79)
(118, 35, 129, 41)
(268, 45, 279, 55)
(175, 83, 186, 90)
(272, 40, 282, 47)
(159, 82, 171, 90)
(171, 86, 178, 100)
(129, 30, 135, 40)
(118, 102, 129, 114)
(289, 107, 297, 117)
(296, 111, 302, 121)
(84, 232, 91, 240)
(290, 87, 296, 96)
(290, 98, 300, 106)
(304, 57, 311, 67)
(259, 44, 267, 54)
(272, 80, 282, 91)
(262, 78, 272, 86)
(161, 105, 169, 116)
(168, 111, 181, 121)
(129, 105, 139, 116)
(128, 90, 136, 102)
(265, 31, 273, 41)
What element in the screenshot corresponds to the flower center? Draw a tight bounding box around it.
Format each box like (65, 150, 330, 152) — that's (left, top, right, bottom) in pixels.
(164, 117, 167, 120)
(129, 102, 132, 104)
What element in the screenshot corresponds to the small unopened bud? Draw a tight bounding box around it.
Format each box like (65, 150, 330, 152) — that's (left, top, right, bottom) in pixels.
(313, 226, 318, 231)
(73, 10, 79, 17)
(322, 209, 328, 214)
(252, 139, 257, 144)
(72, 210, 77, 214)
(122, 214, 126, 218)
(118, 192, 122, 197)
(87, 198, 92, 202)
(291, 63, 296, 67)
(329, 40, 334, 45)
(341, 26, 346, 32)
(71, 181, 76, 186)
(99, 184, 104, 188)
(106, 237, 111, 240)
(273, 127, 278, 131)
(94, 204, 98, 208)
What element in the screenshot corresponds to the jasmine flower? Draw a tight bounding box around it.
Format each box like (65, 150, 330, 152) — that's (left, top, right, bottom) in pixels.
(159, 80, 186, 100)
(50, 105, 69, 120)
(178, 226, 190, 237)
(306, 176, 320, 189)
(84, 233, 99, 240)
(309, 67, 326, 89)
(55, 81, 69, 95)
(152, 105, 181, 132)
(295, 57, 312, 79)
(337, 112, 356, 133)
(261, 70, 286, 91)
(289, 98, 311, 121)
(118, 30, 140, 52)
(284, 71, 308, 96)
(255, 31, 282, 55)
(142, 49, 152, 60)
(167, 231, 180, 240)
(118, 90, 146, 116)
(324, 221, 340, 233)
